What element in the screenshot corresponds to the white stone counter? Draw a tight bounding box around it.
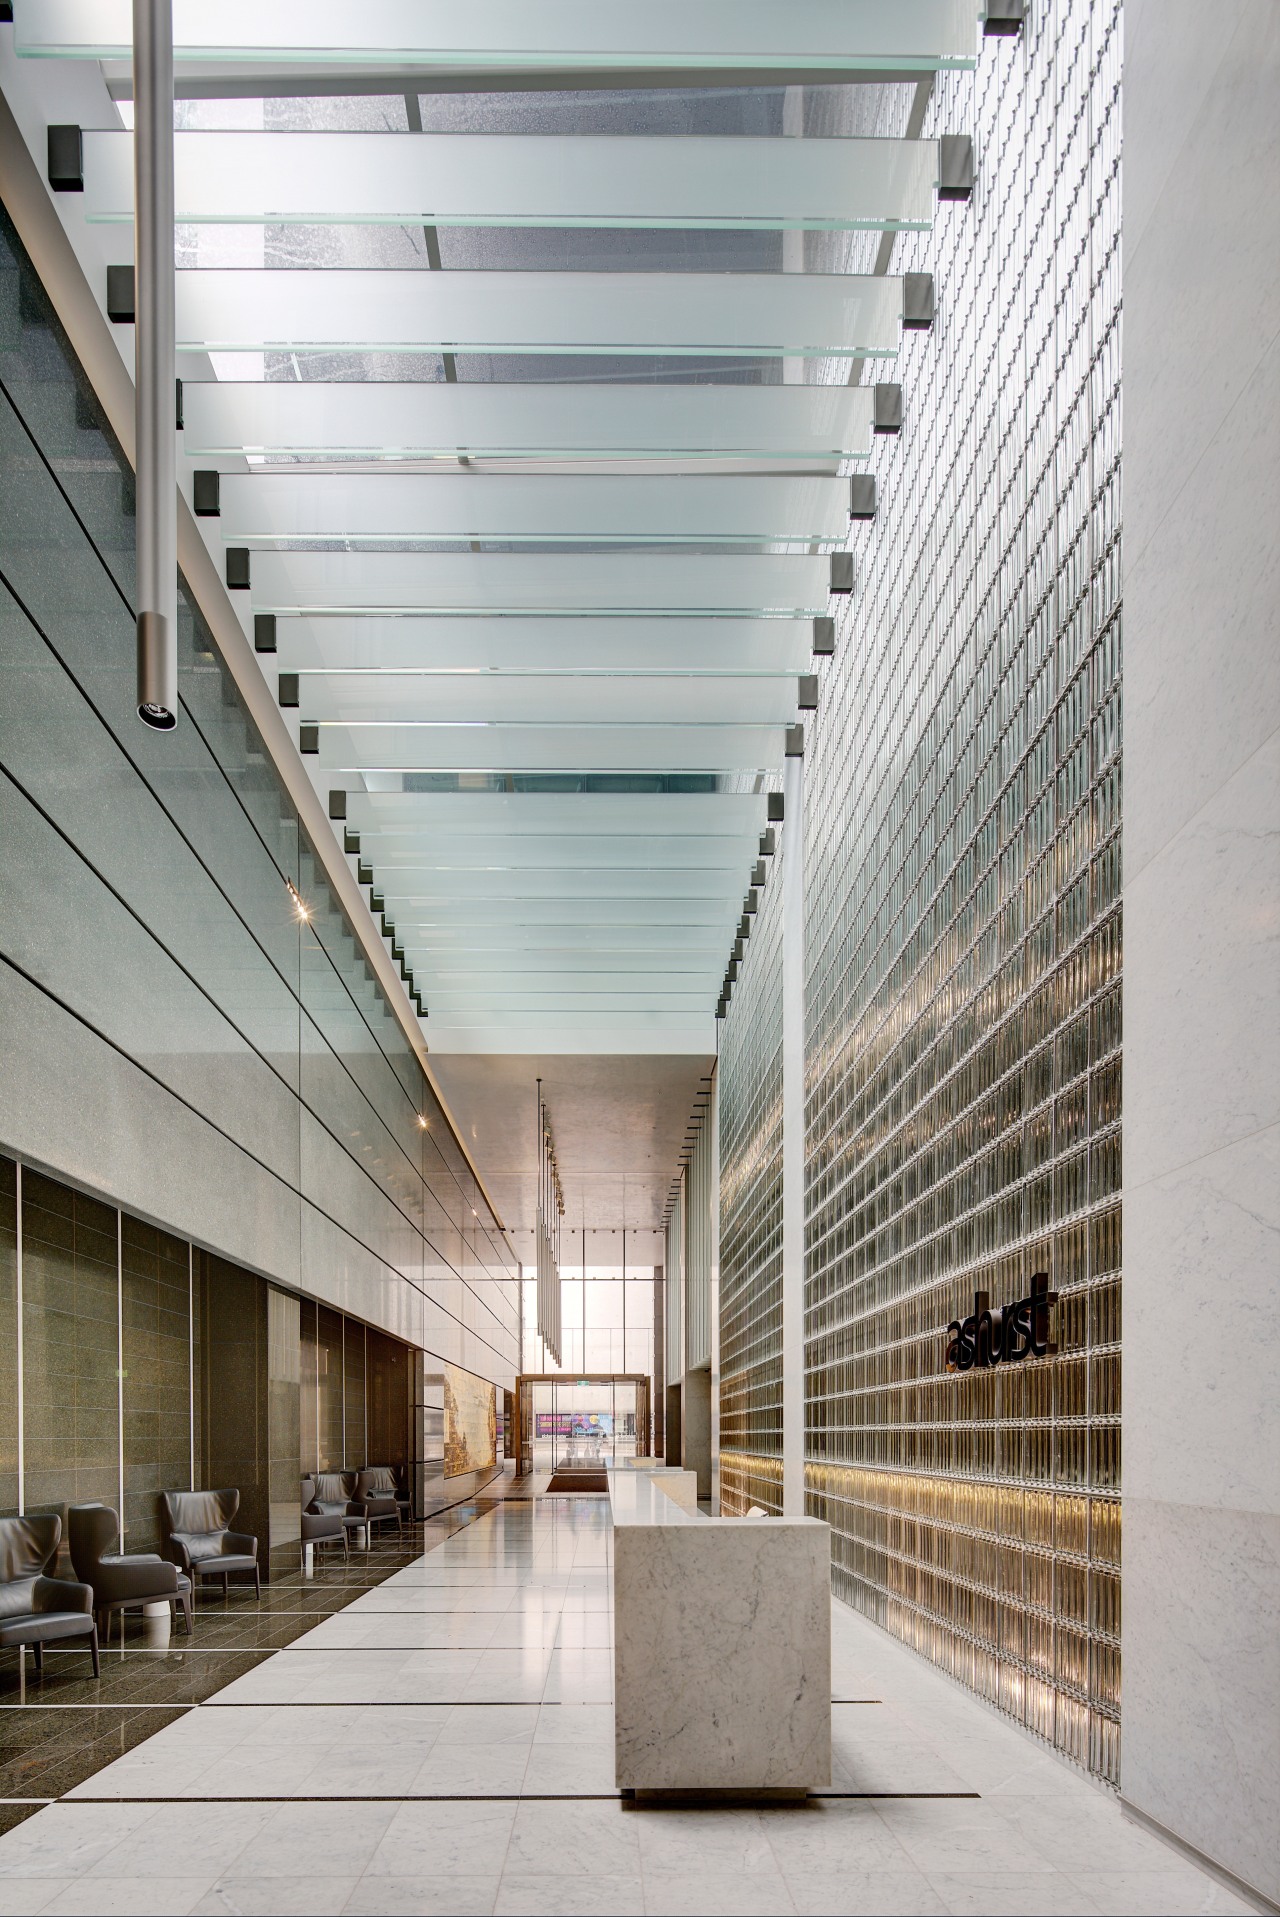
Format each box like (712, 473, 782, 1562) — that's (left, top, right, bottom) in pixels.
(608, 1472, 831, 1792)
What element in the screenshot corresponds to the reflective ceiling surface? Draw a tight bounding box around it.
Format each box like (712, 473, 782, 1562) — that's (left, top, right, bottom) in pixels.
(8, 0, 986, 1055)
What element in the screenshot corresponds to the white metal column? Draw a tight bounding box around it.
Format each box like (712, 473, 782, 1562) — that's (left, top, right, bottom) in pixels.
(782, 749, 805, 1517)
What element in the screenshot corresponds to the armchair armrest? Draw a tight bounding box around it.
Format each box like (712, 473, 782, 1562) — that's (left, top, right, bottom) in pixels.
(33, 1576, 92, 1616)
(164, 1537, 195, 1573)
(221, 1531, 258, 1559)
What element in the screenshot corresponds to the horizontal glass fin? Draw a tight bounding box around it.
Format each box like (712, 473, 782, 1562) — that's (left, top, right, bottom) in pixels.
(183, 380, 873, 463)
(84, 132, 939, 231)
(248, 551, 831, 615)
(293, 674, 800, 726)
(19, 2, 981, 73)
(275, 616, 814, 673)
(174, 270, 902, 357)
(220, 473, 848, 544)
(312, 721, 788, 771)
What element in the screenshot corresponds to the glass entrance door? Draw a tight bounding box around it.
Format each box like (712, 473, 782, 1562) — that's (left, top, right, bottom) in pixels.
(528, 1378, 639, 1474)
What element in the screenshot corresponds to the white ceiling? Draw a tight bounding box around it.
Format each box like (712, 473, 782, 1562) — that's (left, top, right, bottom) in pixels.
(430, 1052, 714, 1254)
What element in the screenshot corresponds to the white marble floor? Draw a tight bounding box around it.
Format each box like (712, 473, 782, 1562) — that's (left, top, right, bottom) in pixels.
(0, 1495, 1252, 1916)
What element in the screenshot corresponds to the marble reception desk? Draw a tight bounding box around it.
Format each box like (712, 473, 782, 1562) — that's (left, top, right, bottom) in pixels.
(608, 1470, 832, 1792)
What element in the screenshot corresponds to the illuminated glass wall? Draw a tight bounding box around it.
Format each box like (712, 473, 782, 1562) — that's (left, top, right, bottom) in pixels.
(719, 0, 1123, 1785)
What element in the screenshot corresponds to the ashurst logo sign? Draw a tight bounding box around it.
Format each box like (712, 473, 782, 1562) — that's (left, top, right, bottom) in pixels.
(945, 1272, 1058, 1371)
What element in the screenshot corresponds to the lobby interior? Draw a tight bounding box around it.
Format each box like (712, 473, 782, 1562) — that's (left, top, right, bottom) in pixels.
(0, 2, 1276, 1914)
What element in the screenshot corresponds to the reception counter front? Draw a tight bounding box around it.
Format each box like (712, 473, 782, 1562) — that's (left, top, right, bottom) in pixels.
(608, 1469, 832, 1793)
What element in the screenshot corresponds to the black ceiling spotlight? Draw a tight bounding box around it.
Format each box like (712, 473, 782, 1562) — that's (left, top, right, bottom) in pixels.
(192, 469, 220, 517)
(785, 725, 805, 758)
(254, 613, 277, 653)
(46, 125, 84, 192)
(106, 263, 134, 323)
(745, 888, 758, 913)
(984, 0, 1025, 34)
(716, 998, 727, 1019)
(370, 890, 385, 914)
(738, 915, 749, 938)
(733, 938, 744, 962)
(357, 858, 374, 887)
(383, 916, 396, 940)
(751, 859, 766, 886)
(768, 792, 785, 822)
(873, 383, 903, 435)
(798, 675, 818, 712)
(343, 828, 360, 856)
(225, 546, 251, 589)
(848, 477, 877, 523)
(277, 672, 299, 708)
(759, 828, 776, 857)
(299, 723, 319, 754)
(812, 616, 835, 657)
(938, 134, 975, 201)
(903, 273, 935, 331)
(727, 959, 738, 983)
(327, 790, 347, 821)
(829, 551, 854, 595)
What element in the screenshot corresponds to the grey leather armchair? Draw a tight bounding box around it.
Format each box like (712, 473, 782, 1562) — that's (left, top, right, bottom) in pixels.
(68, 1504, 192, 1639)
(300, 1477, 347, 1564)
(352, 1467, 406, 1536)
(160, 1489, 260, 1601)
(0, 1514, 99, 1677)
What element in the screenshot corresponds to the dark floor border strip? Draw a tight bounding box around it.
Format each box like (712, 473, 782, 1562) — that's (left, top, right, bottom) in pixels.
(55, 1791, 982, 1805)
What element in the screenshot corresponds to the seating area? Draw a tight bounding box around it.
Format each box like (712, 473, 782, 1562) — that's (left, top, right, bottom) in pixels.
(304, 1466, 411, 1546)
(0, 1490, 265, 1685)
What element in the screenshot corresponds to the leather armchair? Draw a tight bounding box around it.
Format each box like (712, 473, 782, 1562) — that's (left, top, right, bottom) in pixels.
(68, 1504, 192, 1639)
(351, 1468, 403, 1537)
(160, 1489, 260, 1601)
(300, 1478, 347, 1564)
(354, 1467, 411, 1529)
(308, 1471, 358, 1518)
(0, 1514, 99, 1677)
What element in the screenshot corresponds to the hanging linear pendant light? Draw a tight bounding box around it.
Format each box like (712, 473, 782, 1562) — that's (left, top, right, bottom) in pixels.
(133, 0, 177, 730)
(535, 1078, 564, 1367)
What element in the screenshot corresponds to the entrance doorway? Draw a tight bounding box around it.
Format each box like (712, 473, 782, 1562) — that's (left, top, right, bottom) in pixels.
(516, 1374, 651, 1477)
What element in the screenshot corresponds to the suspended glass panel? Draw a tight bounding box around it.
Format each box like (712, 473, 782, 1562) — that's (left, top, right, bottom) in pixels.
(312, 720, 787, 772)
(19, 1, 983, 73)
(85, 131, 939, 231)
(175, 270, 902, 357)
(277, 616, 814, 672)
(250, 551, 832, 614)
(296, 673, 797, 725)
(183, 381, 874, 463)
(220, 473, 848, 544)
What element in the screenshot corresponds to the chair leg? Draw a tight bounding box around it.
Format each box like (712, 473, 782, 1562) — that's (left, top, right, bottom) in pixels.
(31, 1640, 42, 1674)
(89, 1622, 100, 1680)
(179, 1593, 192, 1635)
(254, 1563, 261, 1601)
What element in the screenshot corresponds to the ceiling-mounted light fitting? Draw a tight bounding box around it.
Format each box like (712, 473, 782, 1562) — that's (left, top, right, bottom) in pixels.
(132, 0, 176, 731)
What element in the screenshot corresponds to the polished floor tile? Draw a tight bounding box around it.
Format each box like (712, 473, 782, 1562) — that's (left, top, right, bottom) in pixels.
(0, 1487, 1252, 1917)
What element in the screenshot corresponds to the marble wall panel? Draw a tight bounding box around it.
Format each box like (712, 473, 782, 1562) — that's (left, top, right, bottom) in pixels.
(1123, 1, 1280, 1898)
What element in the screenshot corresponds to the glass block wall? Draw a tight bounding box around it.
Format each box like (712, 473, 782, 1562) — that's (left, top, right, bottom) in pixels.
(720, 0, 1124, 1784)
(718, 868, 785, 1517)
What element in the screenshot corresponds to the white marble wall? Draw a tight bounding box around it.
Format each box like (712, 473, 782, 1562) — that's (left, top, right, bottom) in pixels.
(1122, 2, 1280, 1901)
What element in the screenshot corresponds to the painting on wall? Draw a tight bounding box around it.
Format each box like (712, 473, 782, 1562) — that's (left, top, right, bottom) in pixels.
(444, 1363, 497, 1478)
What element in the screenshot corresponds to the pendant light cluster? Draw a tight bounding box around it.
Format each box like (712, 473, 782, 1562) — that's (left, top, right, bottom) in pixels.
(536, 1078, 565, 1366)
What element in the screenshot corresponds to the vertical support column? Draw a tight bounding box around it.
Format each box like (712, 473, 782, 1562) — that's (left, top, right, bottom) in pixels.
(133, 0, 177, 730)
(708, 1072, 722, 1513)
(782, 751, 805, 1517)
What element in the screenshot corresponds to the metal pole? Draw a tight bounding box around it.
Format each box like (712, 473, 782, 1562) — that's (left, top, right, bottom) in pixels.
(782, 750, 805, 1516)
(133, 0, 177, 729)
